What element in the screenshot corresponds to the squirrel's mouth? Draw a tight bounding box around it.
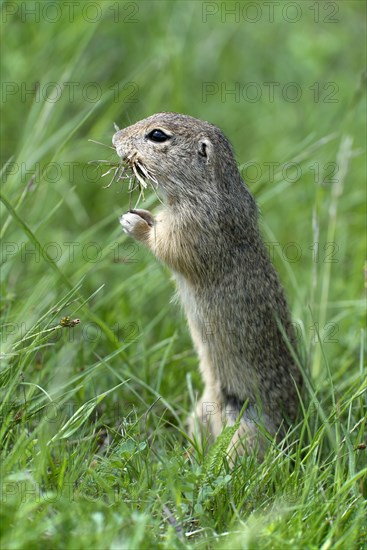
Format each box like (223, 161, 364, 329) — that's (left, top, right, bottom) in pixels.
(91, 135, 160, 206)
(123, 152, 158, 191)
(111, 137, 160, 204)
(109, 150, 160, 206)
(134, 162, 147, 181)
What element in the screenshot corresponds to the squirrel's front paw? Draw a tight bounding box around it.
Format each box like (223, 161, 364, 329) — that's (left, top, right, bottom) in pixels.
(120, 209, 154, 242)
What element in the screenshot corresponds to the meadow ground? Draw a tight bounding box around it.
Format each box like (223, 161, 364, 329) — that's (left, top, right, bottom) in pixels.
(1, 1, 366, 548)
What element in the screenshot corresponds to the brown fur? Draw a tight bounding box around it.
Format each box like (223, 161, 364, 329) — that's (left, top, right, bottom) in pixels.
(113, 112, 303, 457)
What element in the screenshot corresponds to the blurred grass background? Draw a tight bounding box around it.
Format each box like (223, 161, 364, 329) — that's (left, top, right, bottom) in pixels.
(1, 1, 366, 548)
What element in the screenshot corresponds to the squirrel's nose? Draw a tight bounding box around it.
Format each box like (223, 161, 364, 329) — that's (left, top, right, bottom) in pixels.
(112, 130, 122, 147)
(112, 131, 131, 160)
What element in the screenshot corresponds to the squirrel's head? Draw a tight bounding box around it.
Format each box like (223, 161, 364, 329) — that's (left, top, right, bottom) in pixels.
(112, 112, 242, 203)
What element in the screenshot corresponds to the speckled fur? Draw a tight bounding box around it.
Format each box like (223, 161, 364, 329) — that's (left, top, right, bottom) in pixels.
(113, 112, 303, 457)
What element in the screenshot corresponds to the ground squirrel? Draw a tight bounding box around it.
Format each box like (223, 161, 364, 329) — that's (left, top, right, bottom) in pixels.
(112, 112, 303, 457)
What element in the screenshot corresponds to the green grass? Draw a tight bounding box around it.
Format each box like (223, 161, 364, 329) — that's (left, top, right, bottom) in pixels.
(1, 1, 366, 548)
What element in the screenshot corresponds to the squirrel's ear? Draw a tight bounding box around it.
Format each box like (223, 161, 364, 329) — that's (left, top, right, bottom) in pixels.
(198, 137, 213, 161)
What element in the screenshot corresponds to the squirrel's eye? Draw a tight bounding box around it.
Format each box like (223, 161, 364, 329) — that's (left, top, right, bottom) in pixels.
(147, 129, 170, 142)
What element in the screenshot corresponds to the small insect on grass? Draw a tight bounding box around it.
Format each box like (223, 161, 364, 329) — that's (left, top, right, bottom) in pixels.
(59, 316, 80, 328)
